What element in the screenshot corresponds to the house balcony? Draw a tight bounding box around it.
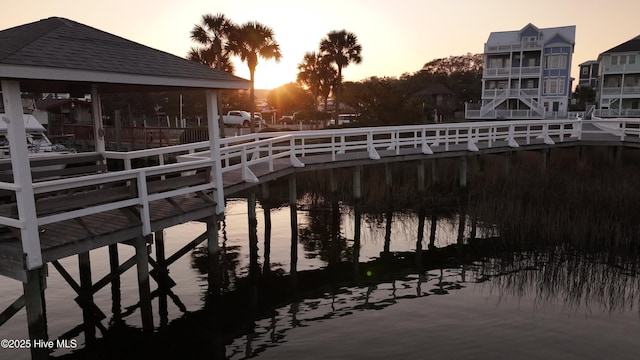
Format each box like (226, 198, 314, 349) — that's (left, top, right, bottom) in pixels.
(482, 88, 540, 98)
(601, 86, 640, 95)
(484, 41, 543, 53)
(483, 66, 541, 78)
(601, 63, 640, 75)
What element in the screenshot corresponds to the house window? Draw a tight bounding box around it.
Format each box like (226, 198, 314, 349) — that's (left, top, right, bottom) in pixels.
(545, 54, 567, 69)
(610, 56, 618, 65)
(629, 55, 637, 65)
(544, 78, 565, 95)
(581, 66, 589, 76)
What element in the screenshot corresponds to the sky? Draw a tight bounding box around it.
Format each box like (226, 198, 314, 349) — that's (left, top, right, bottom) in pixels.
(3, 0, 640, 90)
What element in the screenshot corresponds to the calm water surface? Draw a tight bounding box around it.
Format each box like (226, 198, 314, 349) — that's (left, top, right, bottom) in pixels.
(0, 198, 639, 359)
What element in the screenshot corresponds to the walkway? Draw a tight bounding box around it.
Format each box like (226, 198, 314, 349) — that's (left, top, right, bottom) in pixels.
(0, 117, 638, 281)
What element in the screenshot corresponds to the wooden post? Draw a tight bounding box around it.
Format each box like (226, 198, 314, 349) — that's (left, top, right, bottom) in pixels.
(459, 156, 468, 188)
(134, 237, 153, 332)
(78, 252, 96, 342)
(330, 169, 338, 193)
(289, 175, 298, 275)
(541, 148, 550, 173)
(108, 244, 121, 320)
(91, 85, 106, 154)
(353, 166, 362, 200)
(385, 162, 393, 188)
(205, 90, 225, 214)
(23, 268, 48, 360)
(503, 151, 514, 177)
(206, 214, 221, 296)
(154, 231, 168, 327)
(1, 80, 42, 269)
(430, 158, 438, 185)
(417, 160, 426, 193)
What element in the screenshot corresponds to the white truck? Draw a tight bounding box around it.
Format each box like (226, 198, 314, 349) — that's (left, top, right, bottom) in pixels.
(221, 110, 252, 127)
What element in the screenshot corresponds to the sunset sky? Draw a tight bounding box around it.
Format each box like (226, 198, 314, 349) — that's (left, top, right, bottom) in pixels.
(3, 0, 639, 90)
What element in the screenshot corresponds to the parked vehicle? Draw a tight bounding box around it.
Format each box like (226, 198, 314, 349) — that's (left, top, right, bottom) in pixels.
(329, 113, 358, 126)
(221, 110, 252, 127)
(293, 110, 332, 124)
(278, 115, 295, 125)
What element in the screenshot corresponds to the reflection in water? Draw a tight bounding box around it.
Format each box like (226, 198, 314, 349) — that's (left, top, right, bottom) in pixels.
(4, 160, 640, 359)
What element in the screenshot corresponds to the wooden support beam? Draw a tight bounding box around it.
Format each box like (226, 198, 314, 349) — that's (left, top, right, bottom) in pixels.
(417, 160, 425, 193)
(134, 237, 154, 332)
(23, 268, 48, 360)
(353, 165, 362, 200)
(0, 294, 25, 327)
(1, 80, 42, 269)
(459, 156, 468, 187)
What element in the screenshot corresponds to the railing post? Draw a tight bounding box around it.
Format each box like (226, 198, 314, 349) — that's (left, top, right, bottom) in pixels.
(136, 171, 152, 235)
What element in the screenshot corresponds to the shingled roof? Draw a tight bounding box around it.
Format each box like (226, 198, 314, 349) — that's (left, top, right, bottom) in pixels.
(0, 17, 250, 91)
(601, 35, 640, 54)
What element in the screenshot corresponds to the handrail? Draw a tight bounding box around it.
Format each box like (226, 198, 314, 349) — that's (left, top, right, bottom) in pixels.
(4, 118, 640, 236)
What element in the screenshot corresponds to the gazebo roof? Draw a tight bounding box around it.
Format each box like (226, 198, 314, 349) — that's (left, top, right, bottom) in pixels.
(0, 17, 250, 92)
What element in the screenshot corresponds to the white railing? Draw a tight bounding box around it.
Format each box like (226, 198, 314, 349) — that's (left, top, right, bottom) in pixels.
(594, 109, 640, 118)
(3, 118, 634, 237)
(581, 117, 640, 141)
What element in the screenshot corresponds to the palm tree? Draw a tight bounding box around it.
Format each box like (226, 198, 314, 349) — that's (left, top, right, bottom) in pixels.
(297, 52, 337, 110)
(188, 13, 235, 72)
(229, 21, 282, 133)
(319, 30, 362, 118)
(188, 13, 236, 137)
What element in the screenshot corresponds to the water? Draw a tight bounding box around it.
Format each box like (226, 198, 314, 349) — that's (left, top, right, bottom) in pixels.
(1, 198, 639, 359)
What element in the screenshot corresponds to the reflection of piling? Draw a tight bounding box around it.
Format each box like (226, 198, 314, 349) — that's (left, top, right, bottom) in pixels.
(78, 251, 96, 342)
(289, 175, 298, 277)
(416, 208, 425, 267)
(248, 192, 260, 278)
(353, 204, 362, 273)
(261, 183, 272, 275)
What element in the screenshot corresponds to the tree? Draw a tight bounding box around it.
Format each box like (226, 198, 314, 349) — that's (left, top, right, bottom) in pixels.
(266, 82, 315, 116)
(319, 30, 362, 118)
(296, 52, 338, 111)
(188, 13, 236, 137)
(187, 13, 236, 73)
(229, 21, 282, 132)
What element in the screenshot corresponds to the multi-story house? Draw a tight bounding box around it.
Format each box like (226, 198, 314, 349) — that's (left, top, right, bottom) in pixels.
(595, 35, 640, 117)
(466, 23, 576, 120)
(578, 60, 599, 88)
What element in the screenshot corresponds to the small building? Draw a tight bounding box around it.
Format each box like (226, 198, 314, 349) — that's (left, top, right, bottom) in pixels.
(466, 23, 576, 120)
(595, 35, 640, 117)
(578, 60, 599, 88)
(35, 95, 93, 129)
(414, 83, 456, 122)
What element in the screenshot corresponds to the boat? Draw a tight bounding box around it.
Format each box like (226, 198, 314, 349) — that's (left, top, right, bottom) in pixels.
(0, 113, 75, 159)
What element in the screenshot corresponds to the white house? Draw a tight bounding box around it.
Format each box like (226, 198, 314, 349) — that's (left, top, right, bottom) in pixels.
(595, 35, 640, 117)
(466, 23, 576, 120)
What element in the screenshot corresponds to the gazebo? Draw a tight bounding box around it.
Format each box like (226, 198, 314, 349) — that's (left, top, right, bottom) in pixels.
(0, 17, 249, 358)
